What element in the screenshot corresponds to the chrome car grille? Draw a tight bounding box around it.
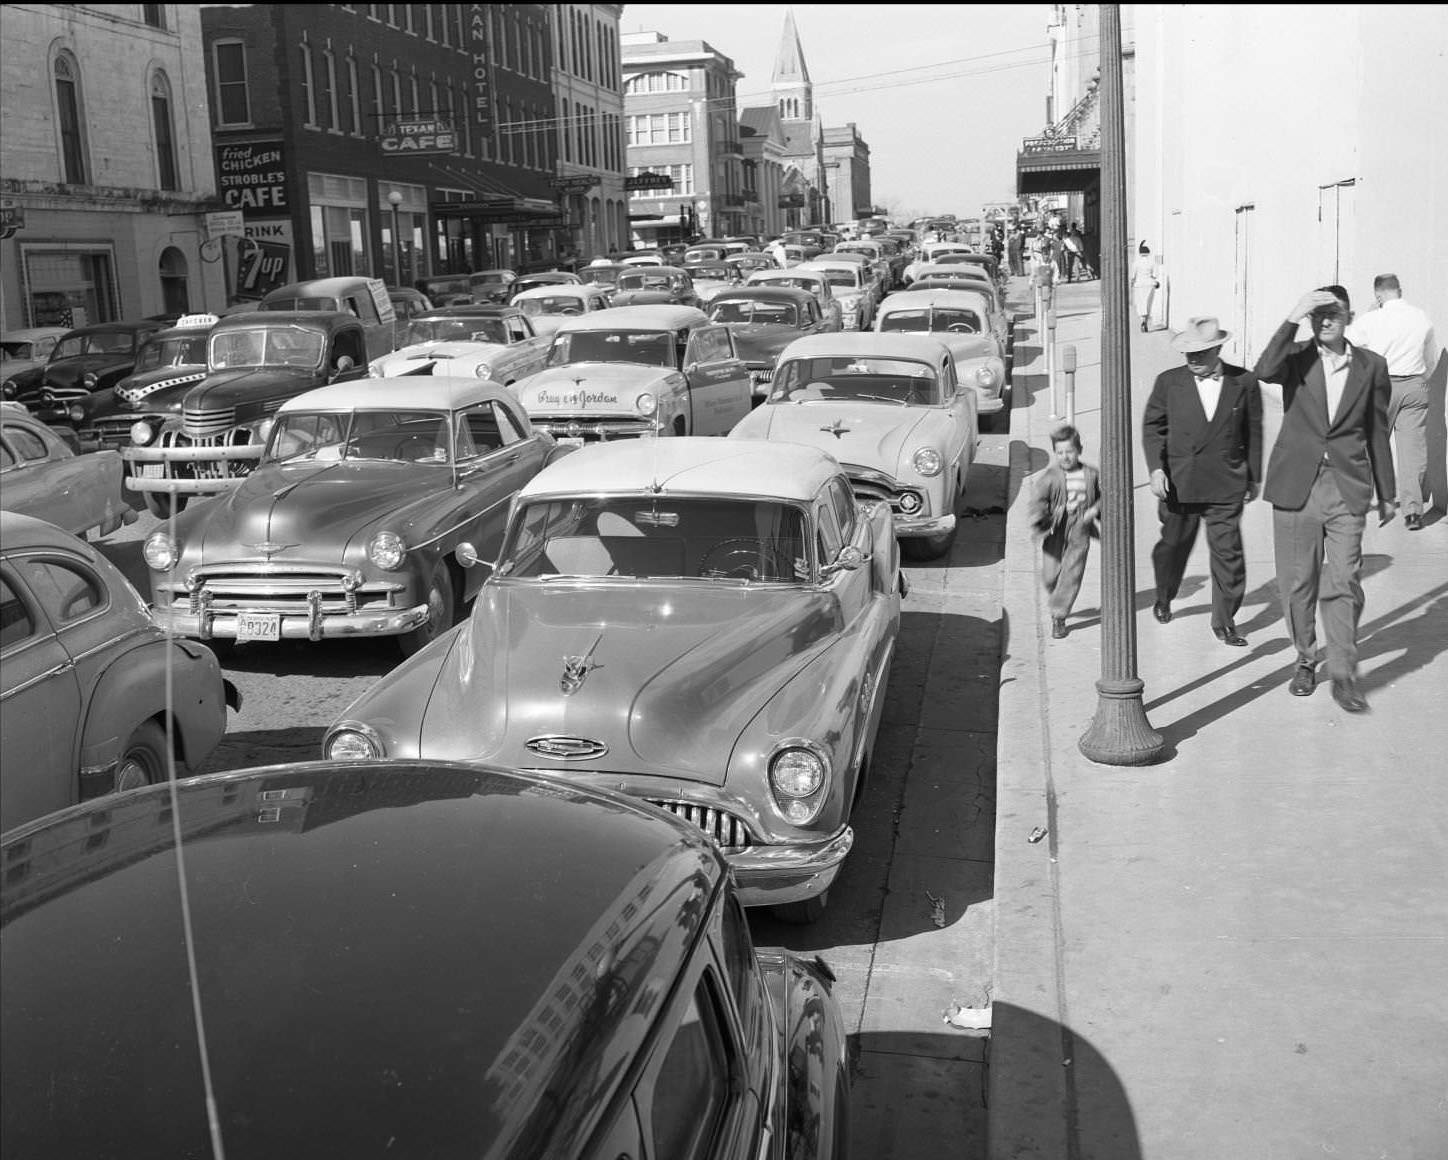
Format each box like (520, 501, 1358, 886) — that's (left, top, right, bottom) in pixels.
(533, 418, 655, 441)
(83, 415, 152, 448)
(182, 404, 236, 438)
(178, 567, 404, 615)
(842, 465, 926, 518)
(644, 799, 756, 852)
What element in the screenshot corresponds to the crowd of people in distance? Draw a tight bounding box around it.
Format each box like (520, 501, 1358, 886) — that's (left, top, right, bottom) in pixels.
(994, 213, 1096, 284)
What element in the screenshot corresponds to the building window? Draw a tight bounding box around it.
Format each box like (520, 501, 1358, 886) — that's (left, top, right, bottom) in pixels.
(372, 64, 384, 120)
(142, 4, 166, 30)
(386, 4, 398, 27)
(307, 172, 371, 279)
(624, 71, 689, 95)
(409, 73, 419, 116)
(158, 247, 189, 314)
(212, 40, 250, 126)
(390, 69, 402, 118)
(424, 4, 434, 41)
(53, 52, 88, 185)
(628, 164, 693, 198)
(299, 44, 316, 126)
(403, 4, 414, 34)
(320, 51, 338, 131)
(347, 57, 362, 135)
(150, 71, 178, 190)
(626, 113, 691, 146)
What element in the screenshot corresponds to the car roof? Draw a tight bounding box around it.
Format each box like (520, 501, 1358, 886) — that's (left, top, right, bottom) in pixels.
(0, 509, 87, 551)
(0, 760, 724, 1160)
(779, 332, 953, 362)
(552, 304, 707, 332)
(278, 375, 514, 413)
(262, 277, 380, 298)
(212, 310, 357, 332)
(514, 271, 578, 282)
(519, 436, 841, 503)
(749, 269, 826, 283)
(618, 265, 689, 276)
(2, 328, 69, 342)
(707, 286, 816, 304)
(511, 284, 600, 300)
(880, 289, 992, 310)
(57, 321, 162, 336)
(419, 304, 520, 318)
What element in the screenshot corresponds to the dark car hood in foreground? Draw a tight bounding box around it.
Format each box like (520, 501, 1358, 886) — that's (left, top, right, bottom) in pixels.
(722, 322, 808, 365)
(111, 364, 210, 410)
(0, 761, 721, 1160)
(416, 582, 841, 781)
(41, 353, 135, 392)
(189, 460, 454, 560)
(182, 366, 319, 411)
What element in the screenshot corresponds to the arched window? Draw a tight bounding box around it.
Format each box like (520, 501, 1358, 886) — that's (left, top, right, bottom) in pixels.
(53, 50, 89, 184)
(159, 247, 189, 315)
(150, 71, 179, 190)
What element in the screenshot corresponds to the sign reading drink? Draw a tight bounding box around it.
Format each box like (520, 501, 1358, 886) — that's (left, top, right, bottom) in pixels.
(1021, 135, 1080, 154)
(380, 116, 458, 154)
(469, 5, 494, 143)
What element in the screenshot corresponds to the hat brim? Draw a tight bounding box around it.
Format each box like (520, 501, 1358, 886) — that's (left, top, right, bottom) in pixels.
(1171, 330, 1230, 353)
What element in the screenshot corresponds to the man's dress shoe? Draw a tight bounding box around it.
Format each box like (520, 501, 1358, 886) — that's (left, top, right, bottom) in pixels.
(1152, 601, 1172, 624)
(1404, 512, 1422, 531)
(1213, 625, 1248, 647)
(1051, 618, 1068, 639)
(1289, 665, 1316, 697)
(1331, 677, 1370, 714)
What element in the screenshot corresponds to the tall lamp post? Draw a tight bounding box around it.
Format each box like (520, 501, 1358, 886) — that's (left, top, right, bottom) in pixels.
(387, 190, 404, 287)
(1077, 3, 1165, 766)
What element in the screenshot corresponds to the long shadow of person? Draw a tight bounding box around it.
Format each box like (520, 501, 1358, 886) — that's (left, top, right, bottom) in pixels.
(1356, 585, 1448, 695)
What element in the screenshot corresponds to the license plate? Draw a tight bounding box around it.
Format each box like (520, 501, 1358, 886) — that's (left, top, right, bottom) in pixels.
(139, 464, 166, 478)
(234, 612, 281, 643)
(556, 436, 585, 448)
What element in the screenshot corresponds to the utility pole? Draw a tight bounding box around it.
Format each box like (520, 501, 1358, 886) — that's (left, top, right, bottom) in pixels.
(1077, 3, 1165, 766)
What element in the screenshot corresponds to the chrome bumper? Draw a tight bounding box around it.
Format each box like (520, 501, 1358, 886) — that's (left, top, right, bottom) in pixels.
(152, 602, 430, 642)
(728, 827, 854, 907)
(894, 513, 957, 538)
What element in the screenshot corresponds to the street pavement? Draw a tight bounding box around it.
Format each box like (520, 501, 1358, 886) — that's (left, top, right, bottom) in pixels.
(990, 276, 1448, 1158)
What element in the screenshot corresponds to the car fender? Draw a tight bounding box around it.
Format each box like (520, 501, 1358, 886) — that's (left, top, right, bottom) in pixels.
(77, 638, 231, 775)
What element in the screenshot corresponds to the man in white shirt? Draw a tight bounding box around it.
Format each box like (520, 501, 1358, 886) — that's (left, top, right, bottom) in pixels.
(1346, 274, 1439, 529)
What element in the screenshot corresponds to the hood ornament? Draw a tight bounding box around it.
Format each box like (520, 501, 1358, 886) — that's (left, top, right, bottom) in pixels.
(820, 418, 851, 439)
(561, 630, 604, 695)
(244, 541, 295, 559)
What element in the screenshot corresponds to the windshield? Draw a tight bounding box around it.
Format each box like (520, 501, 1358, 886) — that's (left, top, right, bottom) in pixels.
(685, 249, 724, 262)
(708, 299, 800, 326)
(544, 329, 678, 368)
(771, 355, 944, 406)
(2, 341, 38, 360)
(577, 268, 621, 286)
(135, 334, 209, 371)
(406, 317, 508, 345)
(518, 296, 587, 317)
(617, 272, 675, 291)
(815, 270, 858, 288)
(53, 332, 137, 359)
(470, 272, 509, 286)
(497, 496, 811, 582)
(264, 409, 453, 464)
(754, 275, 820, 294)
(689, 266, 732, 281)
(879, 308, 982, 334)
(209, 325, 326, 370)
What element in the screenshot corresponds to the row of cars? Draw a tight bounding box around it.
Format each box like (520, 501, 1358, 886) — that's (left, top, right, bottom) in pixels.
(0, 224, 1012, 1156)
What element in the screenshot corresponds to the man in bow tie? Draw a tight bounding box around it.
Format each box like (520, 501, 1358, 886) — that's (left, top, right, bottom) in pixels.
(1255, 286, 1395, 713)
(1142, 316, 1263, 646)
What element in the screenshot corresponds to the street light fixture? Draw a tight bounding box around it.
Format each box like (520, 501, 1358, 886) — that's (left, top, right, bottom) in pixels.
(387, 190, 404, 287)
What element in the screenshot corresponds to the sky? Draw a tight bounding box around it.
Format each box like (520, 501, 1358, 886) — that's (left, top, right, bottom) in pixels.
(618, 4, 1054, 219)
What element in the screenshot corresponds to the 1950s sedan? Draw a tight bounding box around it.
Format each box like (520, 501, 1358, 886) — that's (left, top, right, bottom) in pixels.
(730, 333, 979, 560)
(0, 759, 849, 1157)
(0, 406, 135, 539)
(368, 305, 551, 385)
(143, 377, 564, 655)
(875, 289, 1010, 426)
(324, 439, 902, 923)
(0, 512, 237, 834)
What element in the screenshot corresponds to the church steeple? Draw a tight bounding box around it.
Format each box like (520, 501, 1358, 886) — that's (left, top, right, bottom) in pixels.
(772, 9, 812, 121)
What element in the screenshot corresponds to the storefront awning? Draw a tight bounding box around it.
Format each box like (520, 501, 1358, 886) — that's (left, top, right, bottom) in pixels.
(630, 215, 683, 229)
(429, 195, 564, 224)
(1016, 147, 1101, 195)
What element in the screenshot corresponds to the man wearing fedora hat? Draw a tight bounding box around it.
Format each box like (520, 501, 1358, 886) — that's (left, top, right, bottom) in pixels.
(1142, 316, 1263, 646)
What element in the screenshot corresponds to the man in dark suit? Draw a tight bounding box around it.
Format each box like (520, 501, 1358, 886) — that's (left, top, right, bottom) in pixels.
(1142, 317, 1263, 645)
(1255, 286, 1396, 713)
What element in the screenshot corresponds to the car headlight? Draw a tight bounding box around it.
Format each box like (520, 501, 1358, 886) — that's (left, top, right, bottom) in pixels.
(68, 404, 85, 422)
(974, 366, 997, 387)
(475, 364, 490, 377)
(326, 725, 384, 761)
(768, 742, 830, 824)
(1, 380, 16, 398)
(143, 532, 179, 572)
(367, 530, 407, 571)
(913, 447, 943, 476)
(636, 392, 657, 415)
(83, 372, 98, 389)
(130, 420, 155, 445)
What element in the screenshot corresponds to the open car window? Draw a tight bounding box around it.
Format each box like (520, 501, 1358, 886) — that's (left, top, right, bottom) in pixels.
(771, 355, 945, 406)
(497, 496, 811, 583)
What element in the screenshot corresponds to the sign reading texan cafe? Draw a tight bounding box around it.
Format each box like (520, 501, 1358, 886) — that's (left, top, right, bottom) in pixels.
(380, 116, 457, 155)
(216, 141, 288, 213)
(469, 5, 494, 143)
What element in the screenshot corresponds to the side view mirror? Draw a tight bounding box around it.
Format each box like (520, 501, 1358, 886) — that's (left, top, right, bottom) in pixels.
(331, 355, 356, 380)
(819, 544, 867, 580)
(455, 542, 493, 570)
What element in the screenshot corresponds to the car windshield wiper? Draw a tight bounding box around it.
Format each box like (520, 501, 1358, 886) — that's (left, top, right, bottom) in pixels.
(854, 393, 909, 405)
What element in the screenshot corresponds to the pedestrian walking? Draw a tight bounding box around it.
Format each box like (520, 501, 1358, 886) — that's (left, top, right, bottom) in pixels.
(1255, 286, 1396, 713)
(1142, 317, 1263, 645)
(1065, 224, 1094, 280)
(1007, 227, 1025, 277)
(1029, 424, 1101, 638)
(1346, 273, 1439, 530)
(1132, 242, 1159, 331)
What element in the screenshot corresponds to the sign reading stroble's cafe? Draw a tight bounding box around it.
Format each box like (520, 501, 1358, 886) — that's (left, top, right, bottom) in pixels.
(216, 142, 289, 212)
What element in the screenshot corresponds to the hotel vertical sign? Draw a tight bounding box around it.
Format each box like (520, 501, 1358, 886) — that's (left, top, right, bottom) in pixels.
(469, 5, 494, 144)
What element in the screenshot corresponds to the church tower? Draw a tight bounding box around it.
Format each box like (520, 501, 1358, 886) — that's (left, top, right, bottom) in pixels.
(772, 9, 812, 122)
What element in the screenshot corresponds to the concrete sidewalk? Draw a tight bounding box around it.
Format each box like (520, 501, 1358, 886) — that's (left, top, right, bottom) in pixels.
(990, 277, 1448, 1158)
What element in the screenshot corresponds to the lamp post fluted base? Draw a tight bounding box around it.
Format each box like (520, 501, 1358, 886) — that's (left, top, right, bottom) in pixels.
(1078, 678, 1166, 766)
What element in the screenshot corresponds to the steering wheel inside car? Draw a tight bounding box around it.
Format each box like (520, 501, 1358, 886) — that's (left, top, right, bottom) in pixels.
(697, 538, 794, 581)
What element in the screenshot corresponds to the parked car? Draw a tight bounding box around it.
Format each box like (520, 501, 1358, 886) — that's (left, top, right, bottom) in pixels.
(0, 757, 850, 1157)
(324, 436, 902, 922)
(143, 377, 561, 656)
(731, 332, 979, 559)
(683, 243, 729, 264)
(75, 314, 218, 452)
(467, 268, 516, 304)
(610, 265, 701, 309)
(369, 305, 550, 386)
(0, 511, 238, 833)
(575, 260, 629, 293)
(798, 260, 878, 330)
(831, 241, 893, 291)
(10, 320, 167, 425)
(618, 250, 666, 267)
(386, 286, 434, 346)
(705, 286, 838, 401)
(903, 242, 981, 284)
(907, 270, 1012, 341)
(0, 328, 67, 384)
(260, 276, 398, 363)
(745, 268, 844, 329)
(508, 270, 582, 301)
(875, 289, 1010, 423)
(0, 406, 135, 538)
(726, 252, 781, 276)
(511, 283, 614, 338)
(514, 305, 752, 442)
(683, 261, 745, 304)
(122, 310, 372, 517)
(413, 273, 475, 307)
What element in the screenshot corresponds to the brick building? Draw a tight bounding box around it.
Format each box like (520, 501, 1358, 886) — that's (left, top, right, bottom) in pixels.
(199, 2, 566, 300)
(0, 3, 226, 327)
